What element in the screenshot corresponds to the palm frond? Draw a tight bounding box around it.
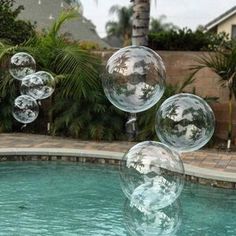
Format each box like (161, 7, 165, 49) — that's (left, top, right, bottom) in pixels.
(203, 96, 219, 104)
(49, 10, 79, 40)
(53, 45, 100, 99)
(109, 5, 121, 15)
(176, 72, 196, 93)
(192, 47, 236, 98)
(0, 42, 18, 60)
(105, 21, 120, 36)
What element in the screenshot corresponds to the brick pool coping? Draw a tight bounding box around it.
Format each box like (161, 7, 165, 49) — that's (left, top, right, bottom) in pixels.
(0, 147, 235, 189)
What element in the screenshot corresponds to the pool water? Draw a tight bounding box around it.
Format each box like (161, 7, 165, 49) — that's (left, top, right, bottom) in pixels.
(0, 162, 235, 236)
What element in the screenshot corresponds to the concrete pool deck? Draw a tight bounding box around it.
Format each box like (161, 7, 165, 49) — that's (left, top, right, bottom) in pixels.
(0, 133, 235, 186)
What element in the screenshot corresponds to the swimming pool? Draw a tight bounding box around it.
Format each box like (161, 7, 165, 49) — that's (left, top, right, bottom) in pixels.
(0, 162, 235, 235)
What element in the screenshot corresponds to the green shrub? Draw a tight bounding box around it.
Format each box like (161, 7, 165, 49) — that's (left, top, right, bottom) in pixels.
(51, 77, 127, 141)
(0, 0, 35, 44)
(79, 40, 100, 50)
(148, 28, 229, 51)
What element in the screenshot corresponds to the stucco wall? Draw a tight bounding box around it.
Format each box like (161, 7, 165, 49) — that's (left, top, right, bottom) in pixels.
(217, 14, 236, 38)
(100, 50, 236, 141)
(159, 51, 236, 141)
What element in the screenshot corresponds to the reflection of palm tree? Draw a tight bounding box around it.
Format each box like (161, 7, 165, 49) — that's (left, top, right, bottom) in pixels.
(159, 103, 211, 142)
(140, 84, 155, 101)
(112, 52, 130, 74)
(106, 51, 137, 96)
(167, 104, 179, 119)
(129, 144, 151, 171)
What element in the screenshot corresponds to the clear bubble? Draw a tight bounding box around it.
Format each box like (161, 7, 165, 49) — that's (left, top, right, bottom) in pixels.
(102, 46, 166, 113)
(155, 93, 215, 153)
(12, 95, 39, 124)
(124, 199, 182, 236)
(120, 141, 184, 212)
(9, 52, 36, 81)
(35, 71, 55, 99)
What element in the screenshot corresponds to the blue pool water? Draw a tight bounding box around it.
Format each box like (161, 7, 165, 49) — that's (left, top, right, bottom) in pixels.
(0, 162, 235, 235)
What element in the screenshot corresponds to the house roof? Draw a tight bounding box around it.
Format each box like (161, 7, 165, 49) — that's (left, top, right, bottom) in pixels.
(205, 5, 236, 30)
(103, 36, 123, 48)
(15, 0, 110, 48)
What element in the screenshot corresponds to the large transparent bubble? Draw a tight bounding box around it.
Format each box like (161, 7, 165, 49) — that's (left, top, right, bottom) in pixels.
(12, 95, 39, 124)
(102, 46, 166, 113)
(120, 141, 184, 212)
(9, 52, 36, 81)
(21, 71, 55, 100)
(124, 199, 182, 236)
(155, 93, 215, 153)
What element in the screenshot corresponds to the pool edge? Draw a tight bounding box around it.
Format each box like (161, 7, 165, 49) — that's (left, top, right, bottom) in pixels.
(0, 148, 235, 189)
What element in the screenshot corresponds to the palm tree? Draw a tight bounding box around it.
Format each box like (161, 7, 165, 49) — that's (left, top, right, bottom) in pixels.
(105, 5, 132, 46)
(131, 0, 150, 46)
(105, 1, 152, 47)
(149, 15, 178, 33)
(192, 44, 236, 150)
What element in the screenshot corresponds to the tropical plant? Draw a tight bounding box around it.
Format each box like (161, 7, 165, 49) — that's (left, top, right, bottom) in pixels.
(0, 10, 127, 140)
(105, 5, 133, 46)
(0, 41, 18, 131)
(149, 15, 178, 33)
(192, 42, 236, 149)
(0, 0, 35, 44)
(51, 83, 126, 140)
(0, 71, 17, 132)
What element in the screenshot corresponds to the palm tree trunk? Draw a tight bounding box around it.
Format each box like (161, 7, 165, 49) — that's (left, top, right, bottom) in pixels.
(128, 0, 151, 140)
(131, 0, 150, 46)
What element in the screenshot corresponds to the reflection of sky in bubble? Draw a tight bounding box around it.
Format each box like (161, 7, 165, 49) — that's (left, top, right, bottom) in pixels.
(131, 175, 180, 212)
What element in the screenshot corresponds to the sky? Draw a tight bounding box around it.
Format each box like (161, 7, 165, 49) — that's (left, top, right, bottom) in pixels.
(79, 0, 236, 38)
